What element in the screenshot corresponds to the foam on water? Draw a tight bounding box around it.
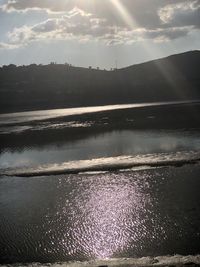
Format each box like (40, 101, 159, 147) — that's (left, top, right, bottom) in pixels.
(0, 122, 93, 134)
(1, 151, 200, 177)
(1, 255, 200, 267)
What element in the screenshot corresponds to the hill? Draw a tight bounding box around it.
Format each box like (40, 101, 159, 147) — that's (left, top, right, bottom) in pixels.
(0, 50, 199, 113)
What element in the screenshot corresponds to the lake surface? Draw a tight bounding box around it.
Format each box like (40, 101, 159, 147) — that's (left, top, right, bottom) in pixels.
(0, 165, 200, 263)
(0, 100, 199, 125)
(0, 102, 200, 264)
(1, 129, 200, 176)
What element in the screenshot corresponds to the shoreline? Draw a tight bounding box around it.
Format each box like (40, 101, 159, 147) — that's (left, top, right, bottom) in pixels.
(1, 255, 200, 267)
(2, 156, 200, 178)
(1, 102, 200, 152)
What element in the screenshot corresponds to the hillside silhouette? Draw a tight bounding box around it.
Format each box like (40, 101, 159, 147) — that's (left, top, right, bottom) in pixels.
(0, 50, 199, 113)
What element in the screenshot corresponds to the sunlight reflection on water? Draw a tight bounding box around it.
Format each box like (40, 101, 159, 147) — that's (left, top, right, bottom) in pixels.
(50, 173, 162, 259)
(0, 166, 200, 263)
(0, 100, 198, 125)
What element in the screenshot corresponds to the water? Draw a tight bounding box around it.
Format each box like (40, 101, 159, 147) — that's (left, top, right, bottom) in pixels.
(0, 165, 200, 264)
(0, 100, 199, 125)
(0, 102, 200, 264)
(1, 129, 200, 176)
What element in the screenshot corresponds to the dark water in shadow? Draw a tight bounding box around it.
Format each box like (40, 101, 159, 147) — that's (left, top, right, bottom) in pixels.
(0, 165, 200, 263)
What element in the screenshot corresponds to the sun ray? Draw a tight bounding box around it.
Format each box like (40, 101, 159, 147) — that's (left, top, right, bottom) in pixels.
(108, 0, 184, 99)
(108, 0, 156, 56)
(109, 0, 136, 29)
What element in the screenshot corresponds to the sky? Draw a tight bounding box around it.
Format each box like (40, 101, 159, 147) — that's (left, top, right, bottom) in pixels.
(0, 0, 199, 69)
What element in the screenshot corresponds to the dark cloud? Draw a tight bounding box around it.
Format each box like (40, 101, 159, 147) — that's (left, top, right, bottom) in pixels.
(159, 1, 200, 29)
(0, 0, 186, 27)
(0, 0, 199, 47)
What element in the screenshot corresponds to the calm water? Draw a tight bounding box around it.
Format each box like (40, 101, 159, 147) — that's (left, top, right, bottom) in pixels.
(0, 102, 200, 264)
(0, 100, 198, 125)
(0, 165, 200, 263)
(1, 129, 200, 174)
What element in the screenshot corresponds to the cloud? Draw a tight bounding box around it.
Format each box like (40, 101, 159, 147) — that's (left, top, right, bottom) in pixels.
(159, 0, 200, 28)
(6, 8, 117, 45)
(0, 41, 20, 49)
(0, 0, 79, 14)
(144, 26, 193, 42)
(6, 10, 194, 47)
(0, 0, 194, 27)
(0, 0, 199, 48)
(0, 0, 65, 14)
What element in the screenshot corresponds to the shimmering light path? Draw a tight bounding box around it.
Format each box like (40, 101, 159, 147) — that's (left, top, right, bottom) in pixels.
(0, 164, 200, 263)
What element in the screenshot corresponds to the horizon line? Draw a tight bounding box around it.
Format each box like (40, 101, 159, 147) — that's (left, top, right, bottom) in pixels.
(0, 49, 199, 70)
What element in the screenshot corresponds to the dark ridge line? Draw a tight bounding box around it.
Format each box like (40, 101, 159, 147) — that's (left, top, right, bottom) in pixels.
(120, 50, 200, 70)
(1, 50, 199, 70)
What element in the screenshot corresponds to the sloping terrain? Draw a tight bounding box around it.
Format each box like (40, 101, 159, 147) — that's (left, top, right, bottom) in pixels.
(0, 50, 199, 113)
